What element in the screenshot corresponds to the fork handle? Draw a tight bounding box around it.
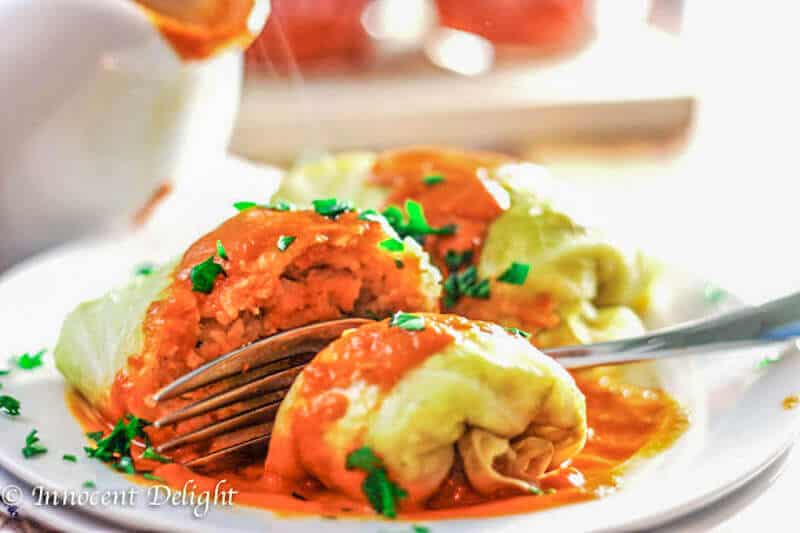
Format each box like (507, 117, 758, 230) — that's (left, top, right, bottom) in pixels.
(546, 291, 800, 368)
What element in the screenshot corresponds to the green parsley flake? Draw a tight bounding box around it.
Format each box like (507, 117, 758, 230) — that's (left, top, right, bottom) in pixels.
(63, 454, 77, 463)
(422, 174, 444, 186)
(268, 200, 294, 212)
(82, 481, 96, 489)
(346, 447, 383, 471)
(704, 284, 727, 304)
(233, 201, 258, 211)
(0, 395, 20, 416)
(84, 415, 149, 474)
(0, 369, 9, 376)
(134, 263, 155, 276)
(143, 473, 166, 483)
(389, 312, 425, 331)
(506, 327, 532, 339)
(22, 429, 47, 458)
(235, 200, 295, 212)
(443, 266, 491, 308)
(382, 200, 456, 243)
(345, 447, 407, 518)
(16, 349, 46, 370)
(141, 447, 172, 464)
(277, 235, 296, 252)
(757, 356, 780, 369)
(444, 250, 473, 272)
(497, 262, 531, 285)
(86, 431, 104, 442)
(190, 256, 224, 293)
(216, 240, 229, 260)
(395, 260, 404, 269)
(412, 526, 431, 533)
(313, 198, 353, 219)
(379, 238, 405, 252)
(114, 456, 136, 474)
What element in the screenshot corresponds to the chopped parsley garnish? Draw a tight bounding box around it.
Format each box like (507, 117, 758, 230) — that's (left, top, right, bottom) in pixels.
(345, 447, 407, 518)
(143, 473, 165, 483)
(114, 456, 135, 474)
(704, 284, 727, 304)
(346, 447, 383, 471)
(141, 447, 172, 464)
(84, 415, 148, 473)
(506, 327, 532, 339)
(382, 200, 456, 243)
(0, 395, 20, 416)
(82, 481, 96, 489)
(497, 262, 531, 285)
(16, 349, 46, 370)
(216, 240, 229, 260)
(234, 200, 294, 212)
(22, 429, 47, 458)
(312, 198, 353, 219)
(0, 369, 9, 376)
(233, 201, 258, 211)
(190, 256, 224, 293)
(268, 200, 294, 212)
(444, 250, 473, 272)
(277, 235, 296, 251)
(757, 356, 779, 369)
(413, 526, 431, 533)
(395, 260, 404, 269)
(379, 238, 405, 252)
(443, 266, 490, 308)
(422, 174, 444, 186)
(389, 312, 425, 331)
(63, 454, 77, 462)
(358, 209, 384, 223)
(134, 263, 155, 276)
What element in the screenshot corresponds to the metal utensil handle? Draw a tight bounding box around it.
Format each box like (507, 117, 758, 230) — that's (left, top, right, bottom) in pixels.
(546, 291, 800, 367)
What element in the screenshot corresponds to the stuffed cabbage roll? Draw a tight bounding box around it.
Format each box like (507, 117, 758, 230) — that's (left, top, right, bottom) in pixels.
(265, 313, 587, 506)
(276, 147, 654, 346)
(55, 207, 441, 428)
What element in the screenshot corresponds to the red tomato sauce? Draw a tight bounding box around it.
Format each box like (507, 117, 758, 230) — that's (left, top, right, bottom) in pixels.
(68, 364, 687, 520)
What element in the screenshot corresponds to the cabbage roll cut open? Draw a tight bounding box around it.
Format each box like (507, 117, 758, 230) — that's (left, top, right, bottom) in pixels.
(265, 314, 587, 509)
(54, 207, 441, 432)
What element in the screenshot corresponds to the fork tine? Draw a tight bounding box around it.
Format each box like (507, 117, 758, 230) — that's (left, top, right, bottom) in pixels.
(183, 427, 270, 470)
(152, 365, 301, 428)
(156, 402, 280, 453)
(152, 318, 371, 402)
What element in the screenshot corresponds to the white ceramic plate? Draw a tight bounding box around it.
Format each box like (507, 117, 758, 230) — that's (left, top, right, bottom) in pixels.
(1, 232, 799, 533)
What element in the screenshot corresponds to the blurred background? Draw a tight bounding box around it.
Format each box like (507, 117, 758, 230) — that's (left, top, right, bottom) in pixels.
(1, 0, 799, 307)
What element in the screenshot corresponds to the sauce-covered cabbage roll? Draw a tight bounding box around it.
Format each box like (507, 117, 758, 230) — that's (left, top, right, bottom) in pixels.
(277, 147, 655, 346)
(265, 314, 586, 506)
(55, 208, 441, 432)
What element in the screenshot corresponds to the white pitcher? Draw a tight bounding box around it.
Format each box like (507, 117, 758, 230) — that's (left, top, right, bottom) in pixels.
(0, 0, 269, 269)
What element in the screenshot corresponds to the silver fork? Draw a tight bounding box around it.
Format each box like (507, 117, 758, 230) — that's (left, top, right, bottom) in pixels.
(150, 318, 372, 469)
(150, 292, 800, 469)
